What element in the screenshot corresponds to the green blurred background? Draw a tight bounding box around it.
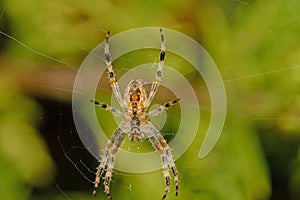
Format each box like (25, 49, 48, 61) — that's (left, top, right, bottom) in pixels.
(0, 0, 300, 199)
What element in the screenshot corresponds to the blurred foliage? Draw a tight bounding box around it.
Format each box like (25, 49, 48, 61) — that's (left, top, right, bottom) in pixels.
(0, 0, 300, 200)
(0, 78, 55, 199)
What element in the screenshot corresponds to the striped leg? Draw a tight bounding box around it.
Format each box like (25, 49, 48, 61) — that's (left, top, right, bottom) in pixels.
(149, 98, 180, 117)
(165, 146, 179, 196)
(147, 135, 172, 200)
(104, 132, 126, 200)
(93, 125, 125, 197)
(90, 99, 130, 120)
(145, 123, 179, 200)
(104, 31, 126, 108)
(145, 28, 166, 108)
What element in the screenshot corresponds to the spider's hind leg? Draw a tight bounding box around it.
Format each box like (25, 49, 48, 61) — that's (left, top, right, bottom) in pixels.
(103, 132, 126, 200)
(144, 123, 179, 200)
(93, 125, 126, 197)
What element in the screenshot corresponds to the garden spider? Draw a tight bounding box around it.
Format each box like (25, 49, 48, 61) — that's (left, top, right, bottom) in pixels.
(91, 28, 179, 200)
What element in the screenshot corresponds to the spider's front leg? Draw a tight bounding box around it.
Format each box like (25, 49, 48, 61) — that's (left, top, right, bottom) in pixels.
(145, 28, 166, 108)
(93, 123, 127, 198)
(104, 31, 126, 108)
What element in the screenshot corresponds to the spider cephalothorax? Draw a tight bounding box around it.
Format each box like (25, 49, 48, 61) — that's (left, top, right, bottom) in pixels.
(92, 28, 179, 200)
(124, 79, 147, 114)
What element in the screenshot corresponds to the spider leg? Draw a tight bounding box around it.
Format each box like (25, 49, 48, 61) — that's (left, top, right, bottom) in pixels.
(91, 99, 130, 120)
(104, 31, 126, 108)
(165, 144, 179, 196)
(104, 132, 126, 200)
(149, 98, 180, 117)
(144, 122, 179, 199)
(93, 123, 126, 197)
(145, 28, 166, 108)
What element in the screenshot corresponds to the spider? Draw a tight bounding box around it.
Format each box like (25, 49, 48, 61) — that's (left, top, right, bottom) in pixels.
(91, 28, 179, 200)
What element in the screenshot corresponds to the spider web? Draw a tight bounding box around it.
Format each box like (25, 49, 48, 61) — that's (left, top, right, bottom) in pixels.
(1, 0, 300, 199)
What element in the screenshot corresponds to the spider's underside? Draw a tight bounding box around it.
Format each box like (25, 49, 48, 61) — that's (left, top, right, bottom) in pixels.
(92, 28, 179, 200)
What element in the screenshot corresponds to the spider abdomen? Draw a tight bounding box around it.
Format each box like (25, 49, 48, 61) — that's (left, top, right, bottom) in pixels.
(129, 116, 144, 141)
